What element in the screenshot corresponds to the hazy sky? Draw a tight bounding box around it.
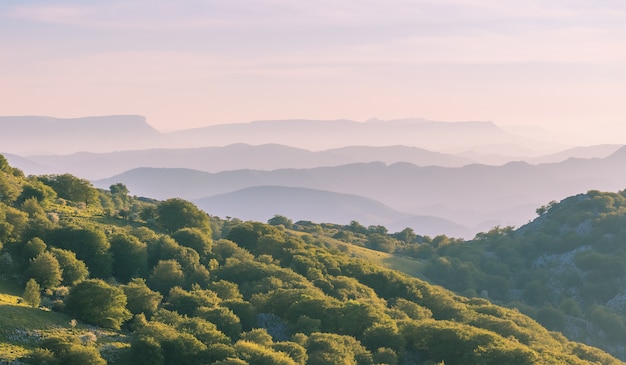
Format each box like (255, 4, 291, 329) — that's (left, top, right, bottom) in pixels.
(2, 0, 626, 143)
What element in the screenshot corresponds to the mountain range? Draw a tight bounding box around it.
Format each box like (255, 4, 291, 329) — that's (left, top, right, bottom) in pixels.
(0, 115, 566, 155)
(4, 115, 625, 238)
(4, 141, 623, 181)
(8, 144, 474, 180)
(93, 146, 626, 238)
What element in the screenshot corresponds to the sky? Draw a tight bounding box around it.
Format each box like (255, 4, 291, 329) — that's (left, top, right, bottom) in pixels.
(1, 0, 626, 144)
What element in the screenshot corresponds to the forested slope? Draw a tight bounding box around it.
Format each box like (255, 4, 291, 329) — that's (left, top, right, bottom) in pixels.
(0, 154, 622, 364)
(379, 189, 626, 359)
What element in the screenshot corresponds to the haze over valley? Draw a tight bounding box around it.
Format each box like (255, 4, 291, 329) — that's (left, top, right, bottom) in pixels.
(2, 115, 626, 239)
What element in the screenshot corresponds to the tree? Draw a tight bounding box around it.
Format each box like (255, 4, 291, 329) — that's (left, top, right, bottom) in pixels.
(65, 279, 132, 330)
(209, 280, 243, 301)
(109, 233, 148, 282)
(0, 162, 21, 204)
(268, 215, 293, 229)
(17, 179, 57, 205)
(109, 183, 131, 216)
(365, 233, 396, 253)
(50, 248, 89, 286)
(306, 332, 372, 365)
(130, 335, 164, 365)
(272, 342, 307, 365)
(39, 174, 99, 205)
(56, 343, 107, 365)
(367, 225, 388, 235)
(149, 260, 185, 294)
(347, 221, 367, 234)
(133, 321, 208, 365)
(37, 336, 107, 365)
(239, 329, 273, 346)
(177, 316, 230, 346)
(23, 237, 47, 260)
(393, 227, 417, 244)
(109, 183, 129, 196)
(122, 278, 163, 317)
(234, 340, 297, 365)
(23, 278, 41, 307)
(47, 226, 112, 278)
(362, 323, 405, 353)
(197, 306, 242, 340)
(0, 203, 28, 242)
(21, 197, 47, 218)
(172, 227, 213, 258)
(27, 251, 62, 289)
(0, 154, 9, 173)
(156, 198, 211, 234)
(372, 347, 397, 365)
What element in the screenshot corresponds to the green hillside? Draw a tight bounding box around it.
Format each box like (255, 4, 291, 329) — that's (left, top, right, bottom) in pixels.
(0, 154, 623, 364)
(359, 189, 626, 360)
(299, 190, 626, 359)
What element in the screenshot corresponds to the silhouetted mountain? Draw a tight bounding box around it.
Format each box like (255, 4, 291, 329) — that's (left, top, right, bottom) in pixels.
(449, 142, 607, 166)
(0, 115, 564, 155)
(195, 185, 409, 225)
(0, 115, 163, 154)
(325, 145, 472, 166)
(16, 144, 474, 180)
(193, 185, 469, 237)
(168, 118, 561, 152)
(527, 144, 624, 164)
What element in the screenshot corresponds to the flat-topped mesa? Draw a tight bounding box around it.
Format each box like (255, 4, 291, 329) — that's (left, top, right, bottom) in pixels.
(0, 115, 163, 155)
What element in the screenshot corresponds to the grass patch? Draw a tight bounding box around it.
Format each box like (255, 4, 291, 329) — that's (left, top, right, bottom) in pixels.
(382, 256, 427, 278)
(0, 301, 73, 362)
(0, 279, 130, 363)
(0, 303, 73, 330)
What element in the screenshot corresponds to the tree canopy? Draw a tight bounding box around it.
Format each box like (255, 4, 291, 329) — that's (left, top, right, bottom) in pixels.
(157, 198, 211, 234)
(64, 279, 132, 329)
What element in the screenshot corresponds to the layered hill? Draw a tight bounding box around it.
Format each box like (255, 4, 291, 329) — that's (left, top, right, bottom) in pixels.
(95, 147, 626, 237)
(8, 144, 474, 180)
(193, 186, 471, 238)
(11, 143, 622, 181)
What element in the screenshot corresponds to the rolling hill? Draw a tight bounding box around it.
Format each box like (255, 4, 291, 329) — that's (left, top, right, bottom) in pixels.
(193, 186, 471, 238)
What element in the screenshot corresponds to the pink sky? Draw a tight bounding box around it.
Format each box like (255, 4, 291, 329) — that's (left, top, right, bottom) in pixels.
(1, 0, 626, 144)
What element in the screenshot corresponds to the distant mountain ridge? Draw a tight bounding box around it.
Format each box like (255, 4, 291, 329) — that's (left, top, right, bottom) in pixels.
(94, 146, 626, 237)
(0, 115, 566, 155)
(193, 185, 472, 238)
(0, 115, 162, 154)
(6, 142, 623, 180)
(11, 144, 474, 180)
(167, 118, 561, 152)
